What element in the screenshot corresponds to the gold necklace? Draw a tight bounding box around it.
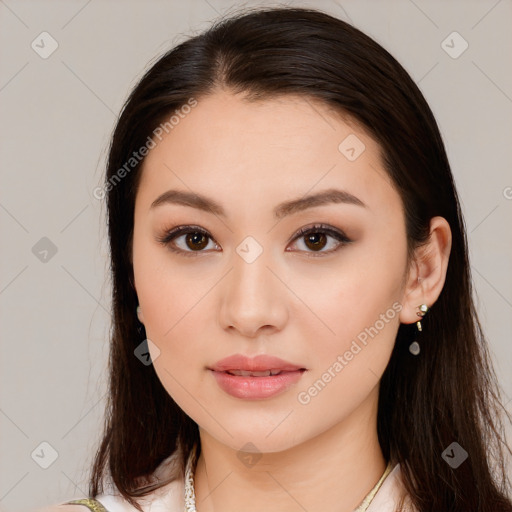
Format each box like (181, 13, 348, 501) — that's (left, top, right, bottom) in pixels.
(184, 444, 393, 512)
(353, 460, 394, 511)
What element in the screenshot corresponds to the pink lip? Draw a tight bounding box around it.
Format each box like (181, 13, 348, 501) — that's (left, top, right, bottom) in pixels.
(208, 354, 307, 400)
(209, 354, 305, 372)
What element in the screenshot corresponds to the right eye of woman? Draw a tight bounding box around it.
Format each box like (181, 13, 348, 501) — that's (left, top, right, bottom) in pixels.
(156, 225, 219, 258)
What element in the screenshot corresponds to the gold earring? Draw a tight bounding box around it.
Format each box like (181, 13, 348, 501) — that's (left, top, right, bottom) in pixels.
(416, 303, 429, 332)
(409, 304, 429, 356)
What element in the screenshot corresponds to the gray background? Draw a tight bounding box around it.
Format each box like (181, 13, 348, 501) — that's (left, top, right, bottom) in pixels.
(1, 0, 511, 510)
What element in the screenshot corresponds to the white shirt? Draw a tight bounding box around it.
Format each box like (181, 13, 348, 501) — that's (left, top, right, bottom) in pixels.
(92, 458, 415, 512)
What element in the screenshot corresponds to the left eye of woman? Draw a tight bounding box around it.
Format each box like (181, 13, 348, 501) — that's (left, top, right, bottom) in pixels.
(288, 223, 352, 256)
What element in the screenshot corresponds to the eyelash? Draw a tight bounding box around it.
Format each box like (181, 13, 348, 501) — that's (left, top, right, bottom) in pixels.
(156, 223, 352, 258)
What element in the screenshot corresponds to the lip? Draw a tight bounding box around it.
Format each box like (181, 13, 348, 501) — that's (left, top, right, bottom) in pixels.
(208, 354, 307, 400)
(209, 354, 305, 372)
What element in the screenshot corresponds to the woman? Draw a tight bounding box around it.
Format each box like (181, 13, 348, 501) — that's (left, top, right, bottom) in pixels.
(43, 6, 512, 512)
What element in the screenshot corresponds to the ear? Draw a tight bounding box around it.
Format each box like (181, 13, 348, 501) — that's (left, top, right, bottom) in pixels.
(129, 274, 144, 323)
(137, 305, 145, 324)
(399, 216, 452, 325)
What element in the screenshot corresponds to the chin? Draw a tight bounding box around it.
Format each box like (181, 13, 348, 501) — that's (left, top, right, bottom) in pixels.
(199, 420, 309, 455)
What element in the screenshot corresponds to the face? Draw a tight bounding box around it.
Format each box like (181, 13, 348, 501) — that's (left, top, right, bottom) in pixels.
(132, 90, 410, 453)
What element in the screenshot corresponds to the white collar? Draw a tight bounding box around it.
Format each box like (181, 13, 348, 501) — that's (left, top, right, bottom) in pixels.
(95, 447, 415, 512)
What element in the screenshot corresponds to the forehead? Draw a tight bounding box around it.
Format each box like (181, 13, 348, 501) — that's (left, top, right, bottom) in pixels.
(136, 90, 399, 217)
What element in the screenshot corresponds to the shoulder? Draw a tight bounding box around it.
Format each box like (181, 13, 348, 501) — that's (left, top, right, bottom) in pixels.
(33, 475, 185, 512)
(33, 474, 184, 512)
(94, 474, 185, 511)
(34, 449, 187, 512)
(32, 506, 94, 512)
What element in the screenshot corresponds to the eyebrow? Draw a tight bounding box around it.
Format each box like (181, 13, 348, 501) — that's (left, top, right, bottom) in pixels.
(150, 187, 367, 219)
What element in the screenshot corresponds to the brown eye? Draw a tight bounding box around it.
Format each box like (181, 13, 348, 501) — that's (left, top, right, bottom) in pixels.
(157, 225, 218, 257)
(185, 232, 209, 251)
(288, 223, 352, 256)
(303, 232, 328, 251)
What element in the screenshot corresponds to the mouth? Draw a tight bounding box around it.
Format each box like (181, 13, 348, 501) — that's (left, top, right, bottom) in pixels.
(208, 354, 307, 399)
(221, 369, 305, 377)
(209, 368, 307, 399)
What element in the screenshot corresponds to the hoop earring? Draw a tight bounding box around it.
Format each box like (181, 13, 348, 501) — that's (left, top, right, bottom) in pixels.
(409, 304, 429, 356)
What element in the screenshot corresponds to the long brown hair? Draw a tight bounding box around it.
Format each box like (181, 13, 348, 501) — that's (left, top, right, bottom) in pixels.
(89, 7, 512, 511)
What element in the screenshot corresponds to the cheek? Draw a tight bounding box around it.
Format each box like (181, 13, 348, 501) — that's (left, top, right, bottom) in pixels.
(137, 274, 206, 379)
(133, 246, 219, 405)
(292, 279, 402, 423)
(141, 287, 208, 412)
(133, 232, 201, 336)
(289, 237, 406, 392)
(296, 280, 401, 383)
(293, 251, 404, 343)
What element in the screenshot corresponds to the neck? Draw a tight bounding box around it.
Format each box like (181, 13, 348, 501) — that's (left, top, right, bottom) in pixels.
(193, 385, 386, 512)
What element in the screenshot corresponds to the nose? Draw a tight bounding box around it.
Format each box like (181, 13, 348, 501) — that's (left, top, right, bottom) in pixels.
(218, 242, 288, 338)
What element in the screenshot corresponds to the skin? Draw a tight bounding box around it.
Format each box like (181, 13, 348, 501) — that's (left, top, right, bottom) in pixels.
(130, 89, 452, 512)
